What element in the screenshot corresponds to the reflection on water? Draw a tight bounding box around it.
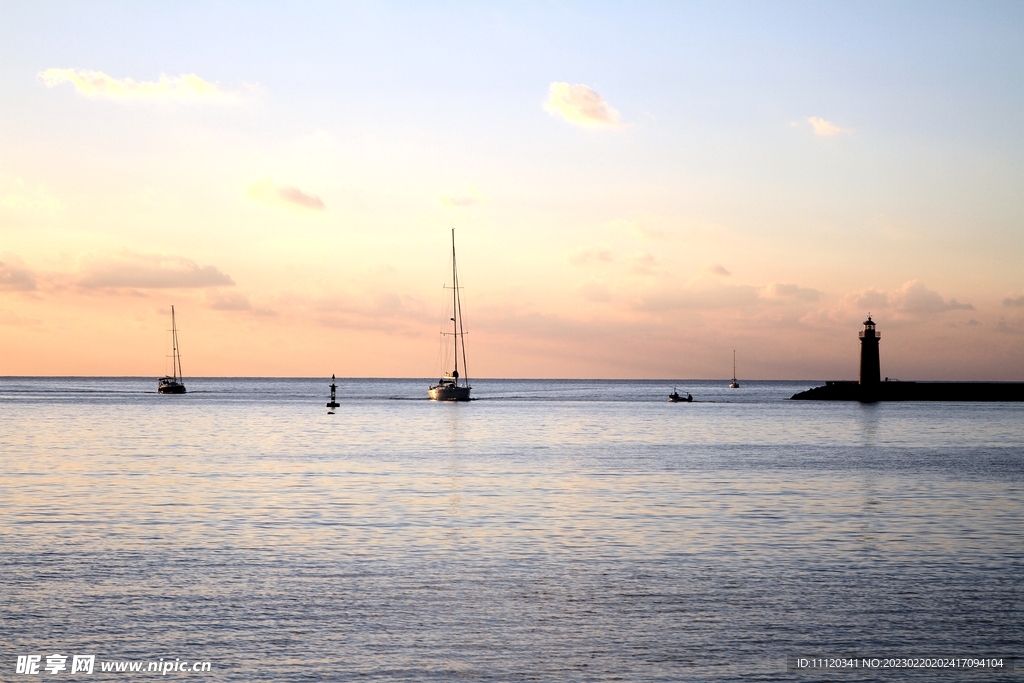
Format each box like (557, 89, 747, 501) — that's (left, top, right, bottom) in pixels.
(856, 401, 881, 446)
(1, 378, 1022, 681)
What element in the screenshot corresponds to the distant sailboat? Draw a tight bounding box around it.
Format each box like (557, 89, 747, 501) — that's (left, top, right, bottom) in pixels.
(429, 229, 471, 401)
(729, 350, 740, 389)
(158, 306, 186, 394)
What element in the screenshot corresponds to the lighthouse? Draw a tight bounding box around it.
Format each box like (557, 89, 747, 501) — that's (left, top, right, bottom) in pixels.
(859, 316, 880, 387)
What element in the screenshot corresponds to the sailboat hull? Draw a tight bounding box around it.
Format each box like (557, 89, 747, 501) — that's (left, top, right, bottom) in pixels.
(158, 378, 186, 394)
(428, 384, 471, 401)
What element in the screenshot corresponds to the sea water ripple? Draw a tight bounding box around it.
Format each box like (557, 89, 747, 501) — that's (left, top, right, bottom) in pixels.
(1, 378, 1021, 681)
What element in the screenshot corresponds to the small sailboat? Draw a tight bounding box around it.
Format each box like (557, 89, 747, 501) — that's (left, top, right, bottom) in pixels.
(158, 306, 186, 394)
(429, 229, 471, 401)
(669, 388, 692, 402)
(729, 350, 740, 389)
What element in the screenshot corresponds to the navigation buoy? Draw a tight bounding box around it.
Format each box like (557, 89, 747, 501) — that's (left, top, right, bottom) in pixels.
(327, 374, 339, 413)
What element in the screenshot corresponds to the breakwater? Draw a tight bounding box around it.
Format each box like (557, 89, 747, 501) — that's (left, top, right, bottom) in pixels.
(792, 380, 1024, 401)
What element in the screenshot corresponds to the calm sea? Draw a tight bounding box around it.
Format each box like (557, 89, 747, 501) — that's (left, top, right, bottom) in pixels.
(1, 378, 1021, 681)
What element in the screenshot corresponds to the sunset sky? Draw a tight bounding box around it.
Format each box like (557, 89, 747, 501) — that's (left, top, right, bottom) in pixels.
(2, 2, 1022, 379)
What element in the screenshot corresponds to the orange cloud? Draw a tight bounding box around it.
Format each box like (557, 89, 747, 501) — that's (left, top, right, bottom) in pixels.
(543, 82, 624, 129)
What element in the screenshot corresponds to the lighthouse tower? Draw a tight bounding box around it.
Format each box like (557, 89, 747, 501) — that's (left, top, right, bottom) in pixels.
(859, 316, 880, 386)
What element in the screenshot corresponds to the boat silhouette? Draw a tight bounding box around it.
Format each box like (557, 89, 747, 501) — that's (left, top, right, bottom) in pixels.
(669, 388, 693, 402)
(429, 230, 472, 401)
(158, 306, 186, 394)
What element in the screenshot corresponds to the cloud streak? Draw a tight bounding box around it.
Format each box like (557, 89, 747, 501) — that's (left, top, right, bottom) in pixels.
(544, 82, 624, 129)
(249, 180, 326, 210)
(39, 68, 244, 103)
(77, 252, 234, 289)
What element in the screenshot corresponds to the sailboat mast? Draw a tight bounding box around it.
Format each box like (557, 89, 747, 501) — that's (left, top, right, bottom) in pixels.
(451, 229, 458, 378)
(732, 350, 736, 380)
(454, 236, 468, 386)
(171, 305, 182, 381)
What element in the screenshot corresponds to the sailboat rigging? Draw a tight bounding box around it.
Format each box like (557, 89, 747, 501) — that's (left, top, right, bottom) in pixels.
(729, 350, 740, 389)
(429, 229, 471, 401)
(158, 306, 186, 394)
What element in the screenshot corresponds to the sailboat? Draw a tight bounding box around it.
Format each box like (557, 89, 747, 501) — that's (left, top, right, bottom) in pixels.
(158, 306, 186, 394)
(729, 350, 740, 389)
(429, 229, 471, 401)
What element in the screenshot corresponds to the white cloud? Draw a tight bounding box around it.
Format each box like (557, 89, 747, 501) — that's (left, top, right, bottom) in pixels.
(543, 82, 624, 129)
(39, 68, 245, 103)
(248, 179, 326, 210)
(708, 264, 731, 276)
(805, 116, 853, 137)
(77, 252, 234, 289)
